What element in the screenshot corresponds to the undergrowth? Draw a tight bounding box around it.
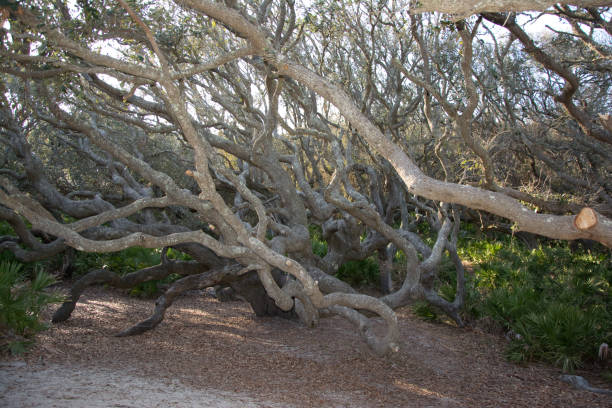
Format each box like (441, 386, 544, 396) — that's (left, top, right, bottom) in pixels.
(427, 228, 611, 373)
(336, 258, 379, 287)
(0, 261, 63, 355)
(310, 225, 381, 287)
(2, 219, 610, 372)
(320, 220, 611, 373)
(73, 247, 188, 297)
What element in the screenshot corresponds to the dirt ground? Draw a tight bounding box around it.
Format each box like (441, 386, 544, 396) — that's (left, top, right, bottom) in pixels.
(1, 286, 610, 407)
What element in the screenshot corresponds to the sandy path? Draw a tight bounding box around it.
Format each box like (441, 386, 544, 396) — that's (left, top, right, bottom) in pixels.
(1, 286, 610, 407)
(0, 361, 287, 408)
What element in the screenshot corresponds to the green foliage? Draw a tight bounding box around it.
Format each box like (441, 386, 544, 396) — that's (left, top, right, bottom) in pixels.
(336, 257, 379, 287)
(73, 246, 162, 276)
(76, 0, 100, 23)
(1, 218, 190, 299)
(309, 224, 328, 257)
(72, 247, 186, 297)
(0, 220, 15, 236)
(455, 231, 611, 372)
(128, 273, 181, 298)
(506, 303, 602, 372)
(0, 262, 64, 355)
(0, 221, 20, 265)
(406, 223, 610, 372)
(0, 221, 75, 278)
(479, 286, 541, 329)
(412, 301, 439, 321)
(165, 247, 193, 261)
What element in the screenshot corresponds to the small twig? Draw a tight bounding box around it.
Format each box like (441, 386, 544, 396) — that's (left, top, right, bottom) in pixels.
(116, 0, 169, 69)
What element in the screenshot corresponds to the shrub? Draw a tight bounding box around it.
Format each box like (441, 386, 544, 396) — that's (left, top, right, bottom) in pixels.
(128, 273, 182, 298)
(72, 247, 185, 297)
(73, 246, 162, 277)
(336, 258, 379, 287)
(407, 224, 611, 371)
(309, 225, 328, 257)
(457, 231, 611, 371)
(412, 301, 439, 321)
(506, 303, 603, 372)
(480, 286, 541, 330)
(0, 262, 64, 354)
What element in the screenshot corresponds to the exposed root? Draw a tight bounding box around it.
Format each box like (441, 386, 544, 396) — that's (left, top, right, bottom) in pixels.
(256, 266, 294, 311)
(52, 269, 122, 323)
(52, 260, 207, 323)
(282, 279, 319, 327)
(116, 265, 242, 336)
(329, 305, 399, 356)
(323, 293, 399, 356)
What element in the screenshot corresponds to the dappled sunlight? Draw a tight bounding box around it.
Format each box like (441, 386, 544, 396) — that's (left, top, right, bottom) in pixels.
(86, 299, 130, 311)
(19, 287, 612, 408)
(173, 306, 212, 317)
(205, 329, 248, 341)
(393, 379, 454, 401)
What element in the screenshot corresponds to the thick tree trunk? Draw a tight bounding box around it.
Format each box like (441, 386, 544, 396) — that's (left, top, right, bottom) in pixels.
(230, 270, 297, 319)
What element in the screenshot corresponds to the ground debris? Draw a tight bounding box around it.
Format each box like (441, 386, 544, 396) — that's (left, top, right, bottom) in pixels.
(1, 287, 610, 407)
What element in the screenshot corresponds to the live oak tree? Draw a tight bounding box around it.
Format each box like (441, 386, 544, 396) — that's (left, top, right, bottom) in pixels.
(0, 0, 610, 355)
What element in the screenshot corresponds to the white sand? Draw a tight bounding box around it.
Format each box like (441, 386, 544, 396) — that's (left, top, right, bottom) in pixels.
(0, 361, 288, 408)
